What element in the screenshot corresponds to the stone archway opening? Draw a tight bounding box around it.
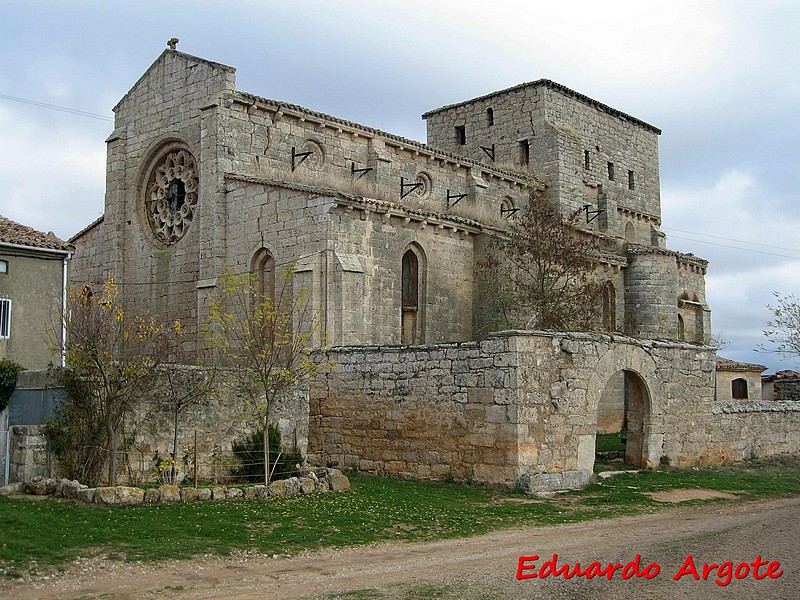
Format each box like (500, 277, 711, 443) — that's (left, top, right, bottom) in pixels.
(595, 369, 650, 468)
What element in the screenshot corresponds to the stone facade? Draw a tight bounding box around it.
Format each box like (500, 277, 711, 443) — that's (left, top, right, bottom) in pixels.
(423, 80, 662, 230)
(70, 48, 709, 349)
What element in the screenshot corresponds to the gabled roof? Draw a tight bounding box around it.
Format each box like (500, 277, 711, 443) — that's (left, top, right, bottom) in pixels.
(113, 49, 236, 113)
(0, 214, 72, 252)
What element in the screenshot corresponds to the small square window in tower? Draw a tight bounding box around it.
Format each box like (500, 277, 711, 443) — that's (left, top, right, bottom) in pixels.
(455, 125, 466, 146)
(519, 140, 530, 166)
(628, 170, 635, 190)
(584, 150, 591, 170)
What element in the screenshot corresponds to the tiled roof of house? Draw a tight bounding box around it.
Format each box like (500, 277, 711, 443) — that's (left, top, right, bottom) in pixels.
(0, 214, 72, 252)
(716, 356, 767, 372)
(762, 370, 800, 382)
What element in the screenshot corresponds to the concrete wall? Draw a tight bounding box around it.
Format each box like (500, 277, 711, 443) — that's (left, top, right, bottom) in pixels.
(0, 249, 65, 369)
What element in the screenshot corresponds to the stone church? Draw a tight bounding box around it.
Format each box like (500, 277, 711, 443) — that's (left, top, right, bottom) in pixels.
(69, 47, 800, 491)
(70, 47, 709, 349)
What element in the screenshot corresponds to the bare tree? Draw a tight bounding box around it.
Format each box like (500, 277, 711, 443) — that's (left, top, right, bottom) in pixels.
(760, 292, 800, 366)
(56, 277, 179, 484)
(154, 357, 218, 484)
(206, 263, 326, 485)
(478, 190, 603, 332)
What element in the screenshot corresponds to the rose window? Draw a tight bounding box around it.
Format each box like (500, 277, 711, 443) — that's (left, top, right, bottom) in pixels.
(146, 149, 198, 245)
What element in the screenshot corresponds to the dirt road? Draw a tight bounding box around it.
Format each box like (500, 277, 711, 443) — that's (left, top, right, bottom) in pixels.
(3, 495, 798, 599)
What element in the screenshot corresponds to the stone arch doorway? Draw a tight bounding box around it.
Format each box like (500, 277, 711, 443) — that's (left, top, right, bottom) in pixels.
(596, 369, 650, 467)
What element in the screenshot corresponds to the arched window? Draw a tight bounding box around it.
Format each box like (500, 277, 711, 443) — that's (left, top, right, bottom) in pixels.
(731, 378, 748, 400)
(624, 221, 636, 242)
(677, 314, 685, 341)
(251, 248, 275, 306)
(486, 107, 494, 126)
(402, 250, 418, 310)
(401, 246, 424, 345)
(602, 281, 616, 331)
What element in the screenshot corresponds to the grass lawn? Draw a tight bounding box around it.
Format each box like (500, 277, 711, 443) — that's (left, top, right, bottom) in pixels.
(2, 456, 800, 577)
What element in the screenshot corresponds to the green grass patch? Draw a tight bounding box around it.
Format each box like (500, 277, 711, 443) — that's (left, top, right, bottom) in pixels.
(2, 456, 800, 574)
(595, 432, 626, 453)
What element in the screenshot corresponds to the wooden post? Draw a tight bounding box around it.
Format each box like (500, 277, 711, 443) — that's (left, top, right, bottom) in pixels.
(194, 430, 198, 489)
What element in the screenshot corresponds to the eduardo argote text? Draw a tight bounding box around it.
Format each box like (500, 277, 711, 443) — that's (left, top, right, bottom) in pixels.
(516, 553, 782, 587)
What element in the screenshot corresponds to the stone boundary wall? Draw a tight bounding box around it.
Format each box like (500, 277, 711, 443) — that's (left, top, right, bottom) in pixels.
(310, 331, 800, 492)
(6, 367, 308, 485)
(308, 339, 523, 486)
(125, 376, 308, 484)
(9, 336, 800, 492)
(710, 401, 800, 462)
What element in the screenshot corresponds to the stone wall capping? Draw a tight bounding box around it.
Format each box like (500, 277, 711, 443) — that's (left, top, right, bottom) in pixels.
(627, 243, 710, 269)
(485, 328, 713, 351)
(105, 128, 126, 144)
(713, 401, 800, 414)
(195, 278, 217, 289)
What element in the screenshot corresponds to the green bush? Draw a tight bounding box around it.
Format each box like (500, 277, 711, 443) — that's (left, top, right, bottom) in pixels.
(231, 425, 302, 482)
(0, 358, 22, 412)
(43, 368, 109, 485)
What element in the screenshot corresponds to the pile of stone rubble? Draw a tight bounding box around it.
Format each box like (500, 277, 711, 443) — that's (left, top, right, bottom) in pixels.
(0, 467, 350, 505)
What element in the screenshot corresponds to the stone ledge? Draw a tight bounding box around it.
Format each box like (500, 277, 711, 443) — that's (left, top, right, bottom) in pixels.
(713, 400, 800, 414)
(21, 469, 350, 506)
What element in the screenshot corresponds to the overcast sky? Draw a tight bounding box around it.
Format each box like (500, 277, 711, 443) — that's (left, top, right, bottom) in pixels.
(1, 1, 798, 372)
